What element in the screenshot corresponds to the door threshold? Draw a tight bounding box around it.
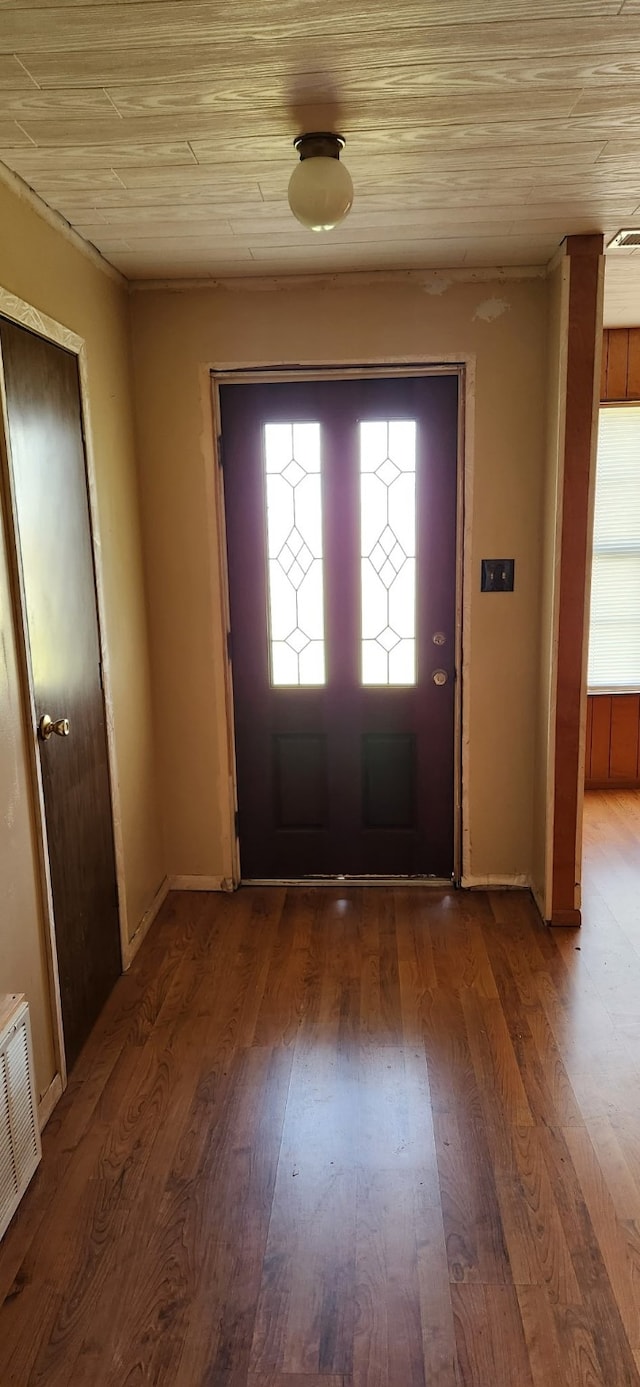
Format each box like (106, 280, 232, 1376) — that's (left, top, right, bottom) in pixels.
(241, 876, 455, 888)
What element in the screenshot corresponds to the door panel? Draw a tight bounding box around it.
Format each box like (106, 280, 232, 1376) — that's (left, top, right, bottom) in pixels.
(274, 733, 329, 828)
(0, 319, 121, 1070)
(362, 733, 416, 829)
(221, 374, 458, 879)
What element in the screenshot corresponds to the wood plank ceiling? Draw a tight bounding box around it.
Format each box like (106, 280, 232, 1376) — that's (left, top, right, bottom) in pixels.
(0, 1, 640, 285)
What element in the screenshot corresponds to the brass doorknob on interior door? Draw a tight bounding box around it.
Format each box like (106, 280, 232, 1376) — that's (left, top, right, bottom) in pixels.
(38, 714, 70, 741)
(432, 669, 448, 686)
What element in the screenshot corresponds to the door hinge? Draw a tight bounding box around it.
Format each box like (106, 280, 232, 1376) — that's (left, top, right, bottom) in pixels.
(226, 629, 232, 663)
(217, 433, 224, 469)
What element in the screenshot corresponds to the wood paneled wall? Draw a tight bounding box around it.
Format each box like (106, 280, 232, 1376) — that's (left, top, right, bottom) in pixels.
(600, 327, 640, 401)
(586, 694, 640, 787)
(587, 327, 640, 789)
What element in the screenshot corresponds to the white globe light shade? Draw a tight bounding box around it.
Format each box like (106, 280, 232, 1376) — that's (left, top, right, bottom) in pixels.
(288, 154, 354, 232)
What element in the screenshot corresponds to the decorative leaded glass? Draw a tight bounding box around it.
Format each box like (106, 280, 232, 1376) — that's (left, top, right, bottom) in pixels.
(360, 420, 416, 685)
(264, 422, 325, 686)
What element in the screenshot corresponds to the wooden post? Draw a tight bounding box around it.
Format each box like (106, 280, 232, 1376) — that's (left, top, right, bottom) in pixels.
(550, 234, 604, 926)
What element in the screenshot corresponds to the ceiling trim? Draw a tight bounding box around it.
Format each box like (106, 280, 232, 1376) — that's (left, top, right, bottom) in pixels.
(128, 264, 548, 294)
(0, 159, 126, 289)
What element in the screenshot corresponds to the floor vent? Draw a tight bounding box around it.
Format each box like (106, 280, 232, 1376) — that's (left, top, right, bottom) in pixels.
(0, 994, 41, 1241)
(608, 229, 640, 250)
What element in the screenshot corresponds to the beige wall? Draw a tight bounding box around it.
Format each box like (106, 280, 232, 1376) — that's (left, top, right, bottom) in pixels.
(130, 271, 550, 885)
(0, 170, 164, 1103)
(532, 259, 570, 918)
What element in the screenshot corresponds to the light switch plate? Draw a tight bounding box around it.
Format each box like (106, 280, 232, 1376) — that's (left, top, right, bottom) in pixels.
(481, 559, 515, 592)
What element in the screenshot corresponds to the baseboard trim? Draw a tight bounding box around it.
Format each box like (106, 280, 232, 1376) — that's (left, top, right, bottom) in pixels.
(461, 873, 531, 890)
(549, 907, 582, 927)
(38, 1072, 63, 1131)
(586, 780, 640, 790)
(169, 874, 234, 892)
(123, 875, 170, 969)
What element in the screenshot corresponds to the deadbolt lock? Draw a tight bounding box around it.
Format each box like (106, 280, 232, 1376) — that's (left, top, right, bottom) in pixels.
(38, 714, 71, 741)
(432, 669, 448, 687)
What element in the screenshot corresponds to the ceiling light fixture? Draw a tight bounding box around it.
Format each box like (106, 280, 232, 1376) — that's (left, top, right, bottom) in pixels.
(287, 133, 353, 232)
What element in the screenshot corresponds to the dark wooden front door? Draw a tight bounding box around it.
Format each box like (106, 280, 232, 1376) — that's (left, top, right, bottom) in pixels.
(1, 319, 121, 1070)
(221, 374, 458, 879)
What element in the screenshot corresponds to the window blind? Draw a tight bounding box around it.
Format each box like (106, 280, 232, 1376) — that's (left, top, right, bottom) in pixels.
(588, 404, 640, 691)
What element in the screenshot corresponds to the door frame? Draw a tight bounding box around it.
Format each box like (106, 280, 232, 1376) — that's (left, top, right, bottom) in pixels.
(0, 284, 127, 1092)
(210, 360, 469, 886)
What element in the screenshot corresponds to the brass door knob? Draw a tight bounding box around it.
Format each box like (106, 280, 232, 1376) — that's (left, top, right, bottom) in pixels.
(432, 669, 448, 687)
(38, 714, 71, 741)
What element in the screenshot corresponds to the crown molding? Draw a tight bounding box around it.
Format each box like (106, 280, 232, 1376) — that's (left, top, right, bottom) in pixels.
(0, 160, 126, 290)
(129, 263, 547, 294)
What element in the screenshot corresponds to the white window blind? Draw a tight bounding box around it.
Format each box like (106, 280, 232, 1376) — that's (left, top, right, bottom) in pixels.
(588, 405, 640, 691)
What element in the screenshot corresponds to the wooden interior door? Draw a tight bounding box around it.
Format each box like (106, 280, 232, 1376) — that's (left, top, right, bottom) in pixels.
(0, 319, 121, 1071)
(221, 373, 459, 880)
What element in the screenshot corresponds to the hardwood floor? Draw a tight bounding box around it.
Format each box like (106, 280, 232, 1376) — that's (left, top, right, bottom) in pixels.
(3, 876, 640, 1384)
